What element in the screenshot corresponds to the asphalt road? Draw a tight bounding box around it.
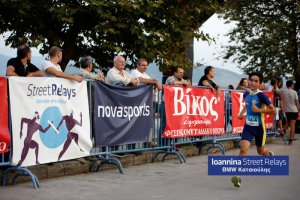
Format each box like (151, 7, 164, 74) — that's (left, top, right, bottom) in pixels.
(0, 136, 298, 200)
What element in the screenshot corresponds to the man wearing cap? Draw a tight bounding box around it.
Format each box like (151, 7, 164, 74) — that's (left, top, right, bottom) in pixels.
(6, 44, 43, 77)
(41, 46, 83, 82)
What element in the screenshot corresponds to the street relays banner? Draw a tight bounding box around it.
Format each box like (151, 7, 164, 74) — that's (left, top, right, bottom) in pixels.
(9, 77, 92, 166)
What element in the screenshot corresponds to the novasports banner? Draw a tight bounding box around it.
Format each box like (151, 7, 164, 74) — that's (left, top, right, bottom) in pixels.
(0, 77, 10, 153)
(93, 82, 153, 146)
(162, 86, 225, 138)
(9, 77, 92, 167)
(231, 91, 274, 134)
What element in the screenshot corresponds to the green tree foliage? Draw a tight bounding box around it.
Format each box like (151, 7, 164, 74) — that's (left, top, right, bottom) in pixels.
(0, 0, 222, 72)
(220, 0, 300, 83)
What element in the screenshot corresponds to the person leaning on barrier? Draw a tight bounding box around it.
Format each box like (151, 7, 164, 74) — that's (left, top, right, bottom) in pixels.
(131, 58, 162, 90)
(78, 56, 105, 81)
(198, 66, 220, 95)
(6, 44, 43, 77)
(163, 67, 190, 149)
(236, 78, 250, 92)
(165, 67, 191, 86)
(106, 55, 139, 86)
(41, 46, 83, 82)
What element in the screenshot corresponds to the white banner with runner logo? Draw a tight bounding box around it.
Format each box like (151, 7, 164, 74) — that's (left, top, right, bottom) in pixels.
(9, 77, 92, 167)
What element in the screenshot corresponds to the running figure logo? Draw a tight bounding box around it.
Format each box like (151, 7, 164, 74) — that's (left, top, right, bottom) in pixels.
(17, 111, 52, 166)
(56, 111, 83, 161)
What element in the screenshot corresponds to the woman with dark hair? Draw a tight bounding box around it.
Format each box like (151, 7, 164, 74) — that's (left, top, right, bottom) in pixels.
(236, 78, 250, 92)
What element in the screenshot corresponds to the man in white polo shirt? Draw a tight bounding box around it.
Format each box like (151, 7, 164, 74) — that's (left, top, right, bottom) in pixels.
(131, 58, 162, 90)
(106, 55, 139, 86)
(41, 46, 83, 82)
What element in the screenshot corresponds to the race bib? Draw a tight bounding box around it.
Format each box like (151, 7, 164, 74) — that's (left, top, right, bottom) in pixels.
(246, 115, 259, 126)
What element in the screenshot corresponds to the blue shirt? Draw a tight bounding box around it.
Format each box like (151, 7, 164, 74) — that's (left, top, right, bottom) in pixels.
(244, 91, 271, 126)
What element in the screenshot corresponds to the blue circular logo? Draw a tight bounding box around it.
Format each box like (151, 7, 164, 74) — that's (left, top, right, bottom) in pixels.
(39, 106, 68, 148)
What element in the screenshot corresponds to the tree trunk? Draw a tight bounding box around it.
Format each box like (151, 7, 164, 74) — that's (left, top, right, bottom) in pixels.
(60, 45, 75, 72)
(184, 35, 194, 83)
(161, 34, 194, 84)
(59, 25, 81, 71)
(290, 6, 300, 93)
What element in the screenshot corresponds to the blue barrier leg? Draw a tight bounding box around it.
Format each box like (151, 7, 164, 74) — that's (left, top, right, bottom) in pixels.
(152, 148, 186, 163)
(108, 157, 124, 174)
(152, 137, 187, 163)
(178, 153, 187, 163)
(90, 159, 102, 172)
(12, 173, 22, 185)
(282, 136, 287, 145)
(278, 132, 287, 145)
(216, 142, 226, 154)
(2, 167, 40, 189)
(90, 155, 124, 174)
(161, 151, 185, 163)
(207, 143, 225, 155)
(33, 174, 40, 188)
(2, 170, 8, 186)
(152, 151, 167, 162)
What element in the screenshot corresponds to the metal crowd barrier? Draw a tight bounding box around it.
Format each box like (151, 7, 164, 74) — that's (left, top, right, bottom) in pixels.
(1, 78, 285, 188)
(0, 77, 41, 188)
(88, 84, 283, 173)
(0, 145, 11, 167)
(88, 81, 173, 173)
(153, 87, 241, 161)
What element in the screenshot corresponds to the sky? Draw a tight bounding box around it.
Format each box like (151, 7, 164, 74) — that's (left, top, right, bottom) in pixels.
(0, 14, 243, 74)
(0, 32, 41, 56)
(193, 14, 242, 74)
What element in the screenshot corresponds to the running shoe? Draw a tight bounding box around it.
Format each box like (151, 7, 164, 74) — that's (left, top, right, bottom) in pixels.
(231, 176, 241, 187)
